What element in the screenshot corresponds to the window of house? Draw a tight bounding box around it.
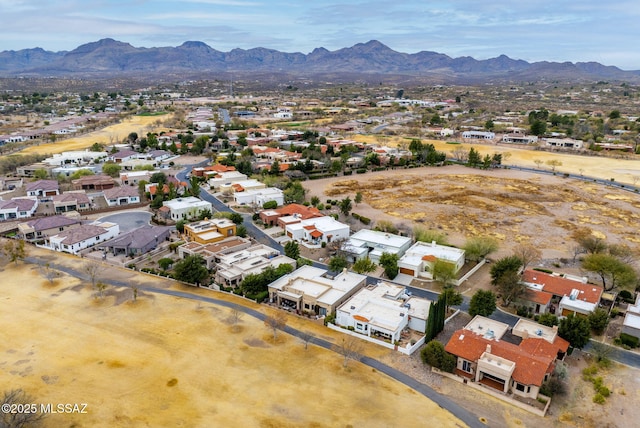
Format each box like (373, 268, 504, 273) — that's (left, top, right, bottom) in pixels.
(516, 383, 526, 392)
(304, 303, 310, 310)
(462, 360, 472, 373)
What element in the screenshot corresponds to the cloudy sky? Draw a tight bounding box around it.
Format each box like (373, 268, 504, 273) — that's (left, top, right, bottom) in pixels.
(1, 0, 639, 69)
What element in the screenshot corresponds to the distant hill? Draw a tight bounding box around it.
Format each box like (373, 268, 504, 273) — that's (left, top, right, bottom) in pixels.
(1, 39, 639, 84)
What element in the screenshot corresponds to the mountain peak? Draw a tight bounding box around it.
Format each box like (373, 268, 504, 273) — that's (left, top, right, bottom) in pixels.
(179, 41, 212, 49)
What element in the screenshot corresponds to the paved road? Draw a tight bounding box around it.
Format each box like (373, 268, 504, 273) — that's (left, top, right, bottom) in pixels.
(27, 255, 486, 428)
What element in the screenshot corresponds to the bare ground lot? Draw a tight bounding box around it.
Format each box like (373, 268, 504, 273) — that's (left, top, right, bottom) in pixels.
(304, 165, 640, 260)
(0, 247, 463, 428)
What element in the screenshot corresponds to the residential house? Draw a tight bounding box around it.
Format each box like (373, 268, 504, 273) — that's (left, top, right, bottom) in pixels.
(285, 216, 350, 245)
(72, 174, 115, 190)
(462, 131, 495, 140)
(42, 151, 108, 167)
(621, 295, 640, 340)
(108, 149, 138, 163)
(445, 316, 569, 400)
(521, 270, 603, 316)
(178, 236, 252, 269)
(120, 170, 153, 186)
(501, 134, 539, 144)
(44, 221, 119, 255)
(336, 281, 430, 343)
(343, 229, 412, 264)
(268, 265, 367, 316)
(51, 192, 91, 213)
(398, 241, 465, 278)
(183, 218, 236, 244)
(219, 179, 266, 194)
(161, 197, 212, 221)
(102, 186, 141, 207)
(234, 187, 284, 207)
(214, 244, 296, 288)
(191, 164, 235, 178)
(25, 180, 60, 199)
(16, 163, 56, 178)
(0, 198, 38, 221)
(544, 138, 584, 150)
(98, 225, 172, 256)
(208, 171, 248, 191)
(17, 215, 82, 242)
(259, 203, 323, 227)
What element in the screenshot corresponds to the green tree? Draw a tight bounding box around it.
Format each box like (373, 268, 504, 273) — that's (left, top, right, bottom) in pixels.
(284, 181, 306, 204)
(189, 176, 201, 197)
(284, 241, 300, 260)
(354, 192, 363, 205)
(339, 197, 352, 217)
(33, 169, 49, 179)
(546, 159, 562, 172)
(379, 252, 399, 280)
(469, 290, 497, 317)
(558, 313, 591, 349)
(352, 257, 377, 274)
(310, 196, 320, 207)
(328, 255, 348, 272)
(494, 269, 526, 306)
(173, 255, 209, 286)
(582, 253, 637, 291)
(229, 213, 244, 225)
(490, 256, 523, 285)
(236, 225, 247, 238)
(102, 162, 122, 177)
(530, 120, 547, 136)
(270, 159, 281, 175)
(538, 313, 559, 327)
(440, 286, 463, 313)
(588, 308, 610, 335)
(432, 259, 457, 287)
(158, 257, 174, 271)
(462, 236, 498, 262)
(420, 340, 456, 372)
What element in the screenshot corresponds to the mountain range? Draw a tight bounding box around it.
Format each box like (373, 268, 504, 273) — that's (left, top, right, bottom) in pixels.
(1, 39, 639, 84)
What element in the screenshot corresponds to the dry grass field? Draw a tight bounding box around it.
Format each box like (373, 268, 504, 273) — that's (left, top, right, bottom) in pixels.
(0, 248, 464, 428)
(19, 115, 172, 156)
(352, 135, 640, 185)
(307, 165, 640, 259)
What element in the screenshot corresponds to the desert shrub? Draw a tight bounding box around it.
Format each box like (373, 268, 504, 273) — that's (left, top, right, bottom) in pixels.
(356, 168, 367, 174)
(619, 333, 639, 348)
(593, 393, 606, 404)
(263, 200, 277, 209)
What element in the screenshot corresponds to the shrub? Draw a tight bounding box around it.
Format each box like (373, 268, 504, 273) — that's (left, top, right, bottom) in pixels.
(593, 393, 606, 404)
(262, 200, 277, 209)
(347, 326, 355, 331)
(533, 267, 553, 274)
(356, 168, 367, 174)
(618, 290, 634, 303)
(619, 333, 639, 348)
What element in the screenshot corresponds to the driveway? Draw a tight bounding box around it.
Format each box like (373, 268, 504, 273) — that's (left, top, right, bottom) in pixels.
(98, 211, 152, 233)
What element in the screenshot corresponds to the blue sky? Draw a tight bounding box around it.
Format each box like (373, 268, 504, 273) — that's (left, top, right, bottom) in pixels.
(1, 0, 639, 69)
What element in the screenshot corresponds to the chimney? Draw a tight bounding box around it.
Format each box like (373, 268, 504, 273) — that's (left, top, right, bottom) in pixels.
(431, 240, 436, 247)
(522, 329, 529, 339)
(486, 344, 492, 354)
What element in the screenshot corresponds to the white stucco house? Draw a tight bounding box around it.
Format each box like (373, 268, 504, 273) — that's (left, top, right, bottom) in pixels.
(161, 197, 213, 221)
(44, 221, 120, 255)
(398, 241, 465, 278)
(285, 216, 350, 245)
(234, 187, 284, 207)
(342, 229, 412, 263)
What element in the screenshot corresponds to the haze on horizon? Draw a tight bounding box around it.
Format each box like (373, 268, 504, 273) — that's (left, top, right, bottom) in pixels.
(1, 0, 638, 70)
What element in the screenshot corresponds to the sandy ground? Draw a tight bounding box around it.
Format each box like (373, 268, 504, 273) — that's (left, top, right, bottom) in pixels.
(304, 165, 640, 260)
(18, 115, 173, 156)
(352, 135, 640, 186)
(0, 246, 464, 428)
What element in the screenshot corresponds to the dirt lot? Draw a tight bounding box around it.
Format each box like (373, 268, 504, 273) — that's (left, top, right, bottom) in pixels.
(0, 246, 463, 428)
(304, 165, 640, 260)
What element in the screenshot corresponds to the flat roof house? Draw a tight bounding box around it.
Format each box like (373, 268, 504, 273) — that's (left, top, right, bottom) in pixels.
(234, 187, 284, 207)
(178, 236, 252, 269)
(214, 245, 295, 288)
(285, 216, 350, 246)
(343, 229, 412, 264)
(336, 281, 430, 344)
(162, 197, 213, 221)
(268, 265, 367, 316)
(622, 295, 640, 341)
(183, 218, 236, 244)
(398, 241, 465, 279)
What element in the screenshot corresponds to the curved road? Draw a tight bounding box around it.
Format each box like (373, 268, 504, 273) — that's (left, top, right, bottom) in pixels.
(27, 256, 486, 428)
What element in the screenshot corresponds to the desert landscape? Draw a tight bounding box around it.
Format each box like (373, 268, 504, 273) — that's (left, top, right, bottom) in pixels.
(0, 246, 465, 428)
(305, 164, 640, 259)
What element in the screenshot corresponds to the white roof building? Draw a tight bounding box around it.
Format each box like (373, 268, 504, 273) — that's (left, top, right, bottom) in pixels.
(336, 281, 431, 343)
(343, 229, 412, 263)
(268, 265, 367, 316)
(621, 295, 640, 340)
(208, 171, 248, 190)
(214, 244, 296, 288)
(398, 241, 465, 278)
(234, 187, 284, 207)
(285, 216, 350, 246)
(162, 197, 212, 221)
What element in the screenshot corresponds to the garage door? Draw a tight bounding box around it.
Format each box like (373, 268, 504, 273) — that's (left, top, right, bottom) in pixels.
(399, 267, 414, 276)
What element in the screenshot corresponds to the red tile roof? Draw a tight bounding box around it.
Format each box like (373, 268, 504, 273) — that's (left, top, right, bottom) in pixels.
(445, 329, 557, 387)
(275, 204, 322, 220)
(522, 270, 603, 304)
(310, 230, 323, 238)
(522, 288, 553, 306)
